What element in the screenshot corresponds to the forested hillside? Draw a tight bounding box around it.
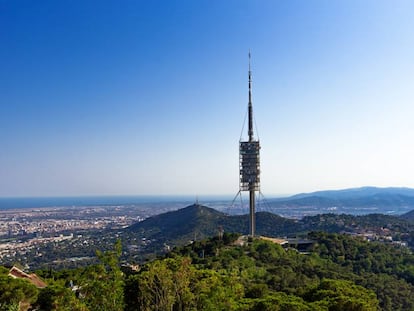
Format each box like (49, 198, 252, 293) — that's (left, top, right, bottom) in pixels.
(4, 204, 414, 272)
(121, 204, 414, 265)
(2, 233, 414, 310)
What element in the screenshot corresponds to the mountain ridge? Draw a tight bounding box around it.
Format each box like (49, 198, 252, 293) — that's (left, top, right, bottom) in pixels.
(266, 187, 414, 214)
(285, 186, 414, 200)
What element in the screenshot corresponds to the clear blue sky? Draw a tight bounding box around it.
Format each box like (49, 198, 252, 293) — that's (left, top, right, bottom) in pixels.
(1, 0, 414, 197)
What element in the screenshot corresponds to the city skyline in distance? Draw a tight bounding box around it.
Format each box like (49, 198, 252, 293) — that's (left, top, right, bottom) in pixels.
(1, 1, 414, 197)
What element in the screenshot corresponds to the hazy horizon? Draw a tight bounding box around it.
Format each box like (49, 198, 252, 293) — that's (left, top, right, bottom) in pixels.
(1, 185, 413, 200)
(2, 1, 414, 197)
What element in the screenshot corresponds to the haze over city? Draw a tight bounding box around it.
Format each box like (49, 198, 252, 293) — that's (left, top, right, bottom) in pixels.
(1, 1, 414, 197)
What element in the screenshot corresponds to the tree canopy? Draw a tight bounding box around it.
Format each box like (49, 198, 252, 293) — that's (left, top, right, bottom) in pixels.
(3, 233, 414, 310)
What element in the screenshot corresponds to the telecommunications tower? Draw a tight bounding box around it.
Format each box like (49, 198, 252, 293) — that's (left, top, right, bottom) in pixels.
(239, 52, 261, 237)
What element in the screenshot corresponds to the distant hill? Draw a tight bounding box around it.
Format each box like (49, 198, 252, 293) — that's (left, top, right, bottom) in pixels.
(127, 204, 225, 244)
(288, 186, 414, 200)
(126, 204, 298, 245)
(266, 187, 414, 213)
(401, 209, 414, 221)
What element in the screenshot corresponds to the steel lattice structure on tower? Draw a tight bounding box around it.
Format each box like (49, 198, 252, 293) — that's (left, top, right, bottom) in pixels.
(239, 52, 260, 237)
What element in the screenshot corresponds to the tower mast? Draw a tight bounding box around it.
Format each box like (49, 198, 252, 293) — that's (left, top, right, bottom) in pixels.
(248, 52, 255, 237)
(239, 52, 261, 237)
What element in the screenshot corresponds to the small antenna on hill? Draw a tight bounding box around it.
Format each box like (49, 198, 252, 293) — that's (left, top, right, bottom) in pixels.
(218, 225, 224, 240)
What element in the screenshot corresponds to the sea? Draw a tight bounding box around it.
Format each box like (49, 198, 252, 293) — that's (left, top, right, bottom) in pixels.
(0, 196, 201, 210)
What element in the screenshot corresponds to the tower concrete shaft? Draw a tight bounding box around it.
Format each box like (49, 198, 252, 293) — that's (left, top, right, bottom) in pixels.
(249, 188, 256, 237)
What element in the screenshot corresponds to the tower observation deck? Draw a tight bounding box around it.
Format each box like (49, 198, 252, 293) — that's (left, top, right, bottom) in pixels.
(239, 53, 261, 237)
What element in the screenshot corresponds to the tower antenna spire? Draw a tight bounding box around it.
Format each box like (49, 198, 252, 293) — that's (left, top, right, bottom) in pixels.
(248, 51, 254, 141)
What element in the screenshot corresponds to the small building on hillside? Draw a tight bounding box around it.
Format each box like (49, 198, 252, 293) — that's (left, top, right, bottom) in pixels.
(8, 266, 47, 288)
(260, 236, 315, 253)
